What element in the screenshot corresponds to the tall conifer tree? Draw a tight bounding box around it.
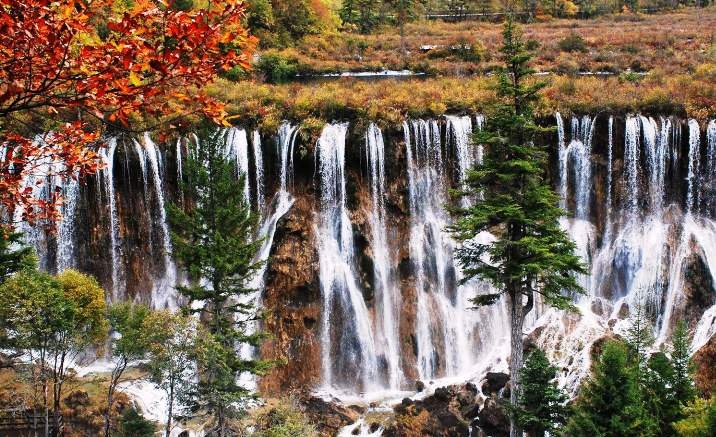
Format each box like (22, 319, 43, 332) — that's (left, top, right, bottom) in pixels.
(449, 18, 584, 437)
(167, 128, 269, 436)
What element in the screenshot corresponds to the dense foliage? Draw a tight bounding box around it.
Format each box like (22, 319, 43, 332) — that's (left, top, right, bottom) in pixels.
(0, 0, 255, 226)
(513, 349, 568, 436)
(566, 340, 655, 436)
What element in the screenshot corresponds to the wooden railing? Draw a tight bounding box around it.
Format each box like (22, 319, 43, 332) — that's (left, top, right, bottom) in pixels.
(0, 410, 63, 436)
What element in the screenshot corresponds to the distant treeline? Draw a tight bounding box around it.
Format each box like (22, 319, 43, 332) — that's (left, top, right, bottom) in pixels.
(338, 0, 716, 33)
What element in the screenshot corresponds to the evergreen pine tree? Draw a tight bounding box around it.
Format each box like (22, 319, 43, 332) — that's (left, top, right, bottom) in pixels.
(340, 0, 382, 33)
(0, 229, 36, 283)
(671, 320, 696, 405)
(167, 128, 269, 436)
(644, 351, 680, 436)
(566, 340, 657, 436)
(514, 349, 568, 437)
(448, 17, 585, 437)
(624, 299, 655, 386)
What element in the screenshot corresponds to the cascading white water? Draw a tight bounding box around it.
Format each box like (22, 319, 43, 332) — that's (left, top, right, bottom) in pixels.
(142, 134, 177, 309)
(446, 116, 474, 181)
(556, 112, 568, 209)
(707, 120, 716, 177)
(225, 128, 251, 204)
(558, 115, 597, 295)
(252, 130, 264, 212)
(176, 138, 183, 185)
(624, 116, 641, 214)
(12, 134, 76, 272)
(316, 122, 378, 392)
(365, 123, 402, 390)
(569, 115, 595, 220)
(405, 119, 446, 379)
(16, 114, 716, 412)
(55, 165, 79, 272)
(686, 119, 701, 214)
(446, 115, 478, 207)
(99, 139, 122, 300)
(604, 116, 614, 241)
(405, 119, 505, 382)
(543, 115, 716, 396)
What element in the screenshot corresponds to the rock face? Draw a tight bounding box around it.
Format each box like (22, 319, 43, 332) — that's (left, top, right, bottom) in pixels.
(694, 335, 716, 396)
(17, 116, 716, 423)
(259, 191, 322, 394)
(298, 393, 361, 437)
(382, 382, 506, 437)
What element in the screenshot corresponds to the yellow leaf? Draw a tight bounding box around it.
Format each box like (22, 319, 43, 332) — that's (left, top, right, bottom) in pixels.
(129, 72, 141, 87)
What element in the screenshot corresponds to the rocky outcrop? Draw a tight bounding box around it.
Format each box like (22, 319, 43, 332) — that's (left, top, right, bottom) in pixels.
(259, 192, 322, 394)
(694, 335, 716, 396)
(298, 394, 362, 437)
(383, 383, 498, 437)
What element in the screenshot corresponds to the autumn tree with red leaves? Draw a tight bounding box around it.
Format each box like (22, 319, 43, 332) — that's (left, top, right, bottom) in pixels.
(0, 0, 256, 227)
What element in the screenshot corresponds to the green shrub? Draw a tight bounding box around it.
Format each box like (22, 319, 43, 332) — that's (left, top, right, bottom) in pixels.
(116, 408, 155, 437)
(622, 44, 640, 54)
(222, 66, 250, 82)
(620, 71, 644, 82)
(255, 52, 299, 83)
(558, 33, 588, 53)
(253, 401, 318, 437)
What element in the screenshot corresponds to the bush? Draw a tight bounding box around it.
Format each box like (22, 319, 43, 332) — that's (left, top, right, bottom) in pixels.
(255, 52, 299, 83)
(252, 400, 318, 437)
(116, 408, 155, 437)
(620, 71, 644, 82)
(695, 63, 716, 82)
(222, 66, 250, 82)
(559, 33, 588, 53)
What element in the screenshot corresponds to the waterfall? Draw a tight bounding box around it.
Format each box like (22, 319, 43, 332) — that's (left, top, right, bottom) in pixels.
(707, 120, 716, 177)
(278, 121, 298, 191)
(708, 120, 716, 215)
(446, 116, 474, 182)
(405, 119, 500, 381)
(176, 138, 183, 185)
(252, 130, 264, 211)
(140, 134, 177, 309)
(604, 116, 614, 241)
(225, 128, 251, 204)
(238, 123, 296, 391)
(99, 139, 122, 299)
(317, 122, 378, 391)
(11, 134, 75, 271)
(686, 119, 701, 214)
(365, 123, 402, 390)
(55, 165, 79, 272)
(558, 115, 596, 294)
(567, 115, 594, 220)
(556, 112, 568, 209)
(624, 116, 641, 213)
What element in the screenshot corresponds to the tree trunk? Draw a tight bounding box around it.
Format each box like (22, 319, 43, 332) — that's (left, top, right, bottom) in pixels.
(399, 10, 407, 58)
(105, 359, 126, 437)
(104, 384, 114, 437)
(509, 290, 525, 437)
(165, 381, 174, 437)
(217, 405, 225, 437)
(43, 381, 49, 437)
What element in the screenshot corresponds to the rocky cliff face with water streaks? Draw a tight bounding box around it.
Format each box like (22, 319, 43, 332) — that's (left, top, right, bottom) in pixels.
(10, 115, 716, 418)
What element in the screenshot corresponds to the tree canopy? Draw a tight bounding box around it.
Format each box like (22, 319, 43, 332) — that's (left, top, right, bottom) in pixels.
(0, 0, 256, 226)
